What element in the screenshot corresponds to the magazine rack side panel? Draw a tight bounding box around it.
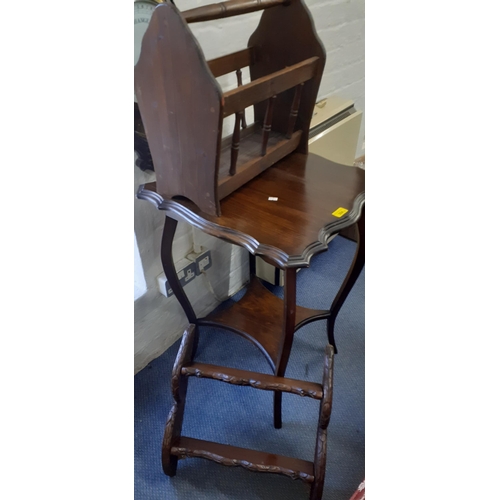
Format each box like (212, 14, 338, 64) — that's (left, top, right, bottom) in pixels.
(135, 2, 223, 216)
(248, 0, 326, 153)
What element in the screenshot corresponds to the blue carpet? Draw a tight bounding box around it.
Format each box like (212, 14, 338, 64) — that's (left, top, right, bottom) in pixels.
(135, 236, 364, 499)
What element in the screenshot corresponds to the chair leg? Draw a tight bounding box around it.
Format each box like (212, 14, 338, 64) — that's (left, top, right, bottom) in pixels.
(310, 345, 334, 500)
(162, 324, 197, 476)
(162, 402, 182, 476)
(327, 205, 365, 351)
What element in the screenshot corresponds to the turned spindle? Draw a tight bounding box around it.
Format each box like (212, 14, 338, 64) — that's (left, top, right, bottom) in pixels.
(230, 111, 242, 175)
(286, 83, 304, 139)
(261, 95, 277, 156)
(236, 68, 247, 129)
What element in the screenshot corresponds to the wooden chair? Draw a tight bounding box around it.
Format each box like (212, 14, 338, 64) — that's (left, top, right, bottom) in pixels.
(135, 1, 365, 498)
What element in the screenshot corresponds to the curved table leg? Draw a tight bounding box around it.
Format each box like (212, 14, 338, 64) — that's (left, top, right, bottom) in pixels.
(161, 215, 199, 354)
(327, 205, 365, 353)
(273, 267, 297, 429)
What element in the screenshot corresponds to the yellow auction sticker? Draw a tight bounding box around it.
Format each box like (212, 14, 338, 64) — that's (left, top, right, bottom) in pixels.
(332, 207, 349, 217)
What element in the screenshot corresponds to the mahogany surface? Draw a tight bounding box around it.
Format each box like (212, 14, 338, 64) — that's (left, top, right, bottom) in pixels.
(138, 151, 365, 268)
(135, 0, 327, 216)
(310, 344, 334, 500)
(135, 2, 224, 216)
(207, 47, 253, 78)
(171, 436, 315, 483)
(248, 0, 326, 152)
(181, 362, 324, 399)
(161, 324, 197, 476)
(218, 129, 302, 199)
(182, 0, 289, 24)
(161, 327, 337, 496)
(222, 57, 319, 117)
(200, 275, 328, 368)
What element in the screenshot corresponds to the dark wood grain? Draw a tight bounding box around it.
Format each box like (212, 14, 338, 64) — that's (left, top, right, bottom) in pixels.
(218, 130, 302, 199)
(171, 436, 315, 483)
(261, 95, 277, 155)
(170, 325, 197, 402)
(181, 362, 323, 399)
(161, 217, 197, 325)
(138, 154, 365, 269)
(286, 83, 304, 138)
(135, 1, 328, 216)
(135, 2, 223, 216)
(182, 0, 289, 24)
(311, 427, 328, 500)
(230, 112, 242, 175)
(273, 266, 297, 428)
(248, 0, 326, 152)
(327, 205, 365, 351)
(319, 345, 334, 431)
(236, 69, 248, 128)
(162, 324, 197, 476)
(200, 276, 328, 368)
(135, 2, 363, 496)
(310, 344, 334, 500)
(223, 57, 319, 117)
(207, 47, 253, 78)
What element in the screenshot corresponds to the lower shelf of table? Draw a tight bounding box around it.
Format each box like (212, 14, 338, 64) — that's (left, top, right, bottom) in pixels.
(199, 276, 329, 368)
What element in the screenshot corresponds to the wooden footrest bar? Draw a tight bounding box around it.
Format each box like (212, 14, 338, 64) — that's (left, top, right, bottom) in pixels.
(171, 436, 315, 483)
(181, 362, 323, 400)
(162, 327, 335, 500)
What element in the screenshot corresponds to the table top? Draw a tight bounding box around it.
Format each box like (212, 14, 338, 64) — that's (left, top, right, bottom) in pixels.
(137, 151, 364, 269)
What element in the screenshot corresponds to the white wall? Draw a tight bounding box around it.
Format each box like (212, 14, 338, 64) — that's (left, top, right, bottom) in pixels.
(134, 233, 147, 300)
(134, 0, 365, 373)
(313, 0, 365, 157)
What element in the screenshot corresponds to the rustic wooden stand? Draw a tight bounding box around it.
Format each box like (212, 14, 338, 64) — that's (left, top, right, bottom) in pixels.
(135, 1, 365, 498)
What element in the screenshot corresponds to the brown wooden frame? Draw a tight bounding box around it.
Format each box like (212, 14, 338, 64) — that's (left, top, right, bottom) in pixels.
(135, 0, 326, 216)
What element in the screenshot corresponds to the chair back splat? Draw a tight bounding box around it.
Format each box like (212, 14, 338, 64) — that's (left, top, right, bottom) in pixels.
(135, 0, 326, 216)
